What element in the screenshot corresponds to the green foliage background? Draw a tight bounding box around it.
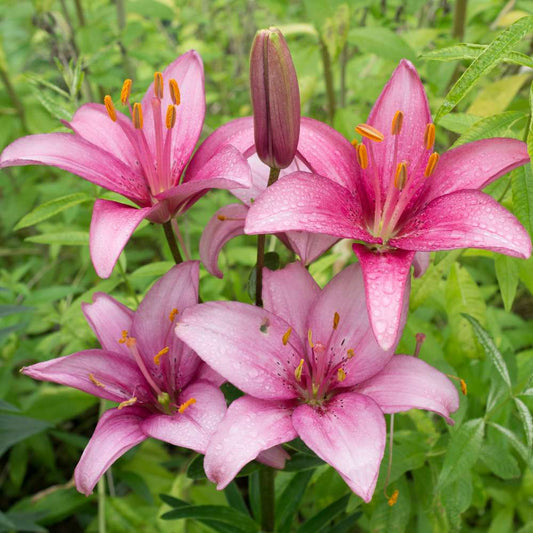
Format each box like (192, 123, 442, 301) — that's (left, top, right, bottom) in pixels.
(1, 0, 533, 531)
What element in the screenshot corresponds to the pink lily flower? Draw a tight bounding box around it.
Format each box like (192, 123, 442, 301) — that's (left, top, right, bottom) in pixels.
(21, 262, 228, 496)
(175, 262, 459, 501)
(195, 116, 353, 277)
(245, 60, 531, 350)
(1, 51, 251, 278)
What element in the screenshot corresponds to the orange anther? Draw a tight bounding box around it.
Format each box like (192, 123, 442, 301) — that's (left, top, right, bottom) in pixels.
(355, 123, 385, 142)
(388, 489, 399, 506)
(394, 162, 408, 190)
(391, 111, 404, 135)
(424, 152, 439, 177)
(118, 397, 137, 410)
(347, 348, 355, 359)
(294, 359, 304, 382)
(154, 72, 164, 99)
(424, 123, 435, 150)
(169, 308, 179, 322)
(282, 327, 292, 346)
(169, 79, 181, 105)
(154, 346, 169, 365)
(166, 105, 176, 129)
(178, 397, 196, 413)
(120, 79, 132, 105)
(337, 368, 346, 382)
(356, 144, 368, 169)
(89, 373, 105, 388)
(333, 312, 340, 330)
(133, 103, 143, 129)
(104, 95, 117, 122)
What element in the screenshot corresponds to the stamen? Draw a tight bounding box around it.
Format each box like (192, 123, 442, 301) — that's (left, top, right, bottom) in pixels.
(169, 79, 181, 105)
(178, 397, 196, 413)
(89, 373, 105, 388)
(414, 333, 426, 358)
(447, 374, 468, 395)
(347, 348, 355, 359)
(154, 346, 169, 365)
(307, 329, 314, 348)
(333, 312, 340, 330)
(118, 397, 137, 409)
(350, 138, 358, 149)
(355, 123, 384, 142)
(169, 308, 179, 322)
(337, 368, 346, 382)
(133, 103, 143, 129)
(294, 359, 304, 382)
(154, 72, 164, 99)
(424, 123, 435, 150)
(125, 336, 137, 348)
(118, 330, 128, 344)
(388, 490, 399, 506)
(391, 111, 404, 135)
(424, 152, 439, 177)
(104, 95, 117, 122)
(394, 162, 408, 191)
(120, 79, 132, 105)
(356, 144, 368, 169)
(166, 105, 176, 129)
(282, 327, 292, 346)
(217, 214, 227, 221)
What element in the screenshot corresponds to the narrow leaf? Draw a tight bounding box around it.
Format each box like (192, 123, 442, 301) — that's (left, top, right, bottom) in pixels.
(15, 193, 91, 230)
(438, 418, 485, 488)
(0, 414, 50, 457)
(160, 505, 260, 532)
(512, 165, 533, 236)
(347, 27, 416, 63)
(0, 305, 33, 317)
(462, 314, 512, 388)
(494, 255, 520, 311)
(25, 232, 89, 246)
(489, 422, 533, 469)
(297, 494, 350, 533)
(514, 397, 533, 450)
(435, 16, 533, 122)
(224, 481, 250, 516)
(276, 470, 313, 532)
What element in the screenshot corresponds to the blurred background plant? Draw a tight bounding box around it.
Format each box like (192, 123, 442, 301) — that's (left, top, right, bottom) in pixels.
(1, 0, 533, 531)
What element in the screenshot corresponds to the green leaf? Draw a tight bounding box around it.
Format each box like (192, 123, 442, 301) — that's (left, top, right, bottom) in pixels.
(0, 304, 33, 317)
(435, 16, 533, 122)
(452, 111, 524, 147)
(224, 481, 250, 516)
(159, 494, 187, 508)
(494, 255, 520, 311)
(276, 470, 314, 532)
(438, 418, 485, 488)
(512, 165, 533, 236)
(462, 314, 512, 388)
(186, 453, 259, 480)
(25, 231, 89, 246)
(0, 414, 50, 457)
(489, 422, 533, 469)
(296, 494, 350, 533)
(14, 193, 91, 230)
(480, 442, 521, 479)
(422, 43, 533, 69)
(514, 397, 533, 450)
(347, 27, 416, 63)
(284, 452, 324, 471)
(160, 505, 260, 532)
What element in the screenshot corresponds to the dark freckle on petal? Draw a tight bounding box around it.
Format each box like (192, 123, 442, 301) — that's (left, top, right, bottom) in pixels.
(341, 338, 346, 346)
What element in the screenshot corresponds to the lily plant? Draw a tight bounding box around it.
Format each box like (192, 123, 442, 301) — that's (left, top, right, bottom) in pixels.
(245, 60, 531, 350)
(175, 262, 459, 502)
(21, 262, 228, 495)
(1, 51, 251, 278)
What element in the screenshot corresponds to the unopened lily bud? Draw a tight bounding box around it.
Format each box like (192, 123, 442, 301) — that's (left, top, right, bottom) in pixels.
(250, 27, 300, 169)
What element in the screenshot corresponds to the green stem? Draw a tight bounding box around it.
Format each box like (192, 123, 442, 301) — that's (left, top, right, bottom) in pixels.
(258, 468, 275, 532)
(163, 221, 183, 264)
(116, 0, 135, 80)
(255, 168, 280, 307)
(74, 0, 86, 26)
(0, 68, 29, 133)
(97, 399, 107, 533)
(319, 37, 336, 124)
(452, 0, 467, 40)
(117, 260, 139, 305)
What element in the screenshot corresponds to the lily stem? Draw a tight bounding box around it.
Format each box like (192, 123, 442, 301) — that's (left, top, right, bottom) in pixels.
(97, 399, 107, 533)
(259, 468, 275, 532)
(255, 167, 280, 307)
(163, 221, 183, 265)
(319, 37, 336, 124)
(452, 0, 467, 40)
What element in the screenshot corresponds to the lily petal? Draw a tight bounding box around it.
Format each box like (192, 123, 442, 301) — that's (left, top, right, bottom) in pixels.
(89, 199, 155, 279)
(131, 261, 201, 392)
(154, 145, 251, 220)
(82, 293, 133, 355)
(68, 103, 139, 170)
(292, 392, 386, 502)
(74, 406, 149, 495)
(21, 350, 148, 404)
(352, 244, 413, 351)
(392, 190, 532, 258)
(176, 302, 302, 400)
(262, 262, 320, 341)
(141, 381, 227, 453)
(204, 396, 297, 489)
(420, 138, 529, 205)
(365, 59, 431, 198)
(0, 133, 149, 204)
(298, 117, 361, 190)
(141, 50, 205, 182)
(256, 446, 291, 469)
(245, 172, 376, 242)
(199, 203, 248, 278)
(307, 263, 394, 387)
(283, 231, 338, 266)
(357, 355, 460, 424)
(412, 251, 430, 278)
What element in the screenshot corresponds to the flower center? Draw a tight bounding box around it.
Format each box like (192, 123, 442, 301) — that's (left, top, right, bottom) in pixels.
(284, 312, 355, 405)
(353, 113, 440, 243)
(103, 73, 182, 197)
